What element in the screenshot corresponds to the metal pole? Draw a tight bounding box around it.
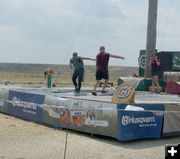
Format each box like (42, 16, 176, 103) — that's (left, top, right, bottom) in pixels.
(145, 0, 158, 78)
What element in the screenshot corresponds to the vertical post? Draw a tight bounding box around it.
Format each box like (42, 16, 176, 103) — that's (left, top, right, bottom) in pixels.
(47, 75, 52, 88)
(145, 0, 158, 78)
(46, 68, 54, 88)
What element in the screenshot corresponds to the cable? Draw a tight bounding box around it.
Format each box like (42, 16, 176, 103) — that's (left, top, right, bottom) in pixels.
(63, 121, 70, 159)
(54, 0, 96, 85)
(158, 0, 174, 51)
(61, 2, 97, 157)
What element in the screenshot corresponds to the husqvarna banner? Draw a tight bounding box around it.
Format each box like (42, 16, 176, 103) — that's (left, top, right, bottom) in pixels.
(8, 90, 45, 122)
(117, 104, 164, 141)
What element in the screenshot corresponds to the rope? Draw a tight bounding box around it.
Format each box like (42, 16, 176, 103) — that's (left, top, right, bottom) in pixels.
(61, 2, 96, 155)
(54, 0, 96, 85)
(158, 0, 175, 51)
(63, 121, 70, 159)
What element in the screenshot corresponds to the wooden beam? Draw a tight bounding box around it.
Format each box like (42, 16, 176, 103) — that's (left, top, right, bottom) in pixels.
(145, 0, 158, 78)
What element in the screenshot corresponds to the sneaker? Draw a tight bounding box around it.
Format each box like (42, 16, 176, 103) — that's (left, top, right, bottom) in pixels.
(101, 90, 106, 94)
(76, 87, 81, 93)
(156, 91, 160, 94)
(74, 91, 77, 96)
(75, 88, 78, 92)
(92, 91, 97, 96)
(74, 92, 80, 96)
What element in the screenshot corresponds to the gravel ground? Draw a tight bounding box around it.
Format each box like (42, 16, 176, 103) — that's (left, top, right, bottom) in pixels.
(0, 113, 180, 159)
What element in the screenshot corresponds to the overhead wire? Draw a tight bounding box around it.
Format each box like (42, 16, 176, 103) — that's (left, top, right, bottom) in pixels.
(158, 0, 175, 51)
(62, 1, 97, 159)
(54, 0, 96, 86)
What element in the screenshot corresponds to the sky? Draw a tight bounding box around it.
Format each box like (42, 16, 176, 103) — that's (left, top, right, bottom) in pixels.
(0, 0, 180, 67)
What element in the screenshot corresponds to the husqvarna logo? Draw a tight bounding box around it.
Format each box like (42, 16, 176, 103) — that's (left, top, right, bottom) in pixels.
(117, 86, 132, 98)
(12, 97, 20, 107)
(11, 96, 37, 110)
(139, 55, 146, 69)
(122, 115, 155, 126)
(122, 116, 129, 125)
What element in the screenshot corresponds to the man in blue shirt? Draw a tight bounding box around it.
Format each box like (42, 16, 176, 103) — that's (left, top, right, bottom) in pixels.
(70, 52, 95, 93)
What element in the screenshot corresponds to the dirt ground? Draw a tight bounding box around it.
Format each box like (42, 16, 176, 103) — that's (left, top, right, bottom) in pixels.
(0, 113, 180, 159)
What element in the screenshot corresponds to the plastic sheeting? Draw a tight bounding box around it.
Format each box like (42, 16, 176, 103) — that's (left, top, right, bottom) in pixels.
(164, 72, 180, 82)
(166, 82, 180, 95)
(163, 104, 180, 136)
(0, 86, 180, 141)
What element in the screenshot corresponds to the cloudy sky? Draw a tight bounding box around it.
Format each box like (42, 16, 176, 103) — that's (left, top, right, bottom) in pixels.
(0, 0, 179, 66)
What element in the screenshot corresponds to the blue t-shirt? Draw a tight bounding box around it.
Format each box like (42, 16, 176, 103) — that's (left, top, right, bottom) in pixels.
(70, 57, 84, 70)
